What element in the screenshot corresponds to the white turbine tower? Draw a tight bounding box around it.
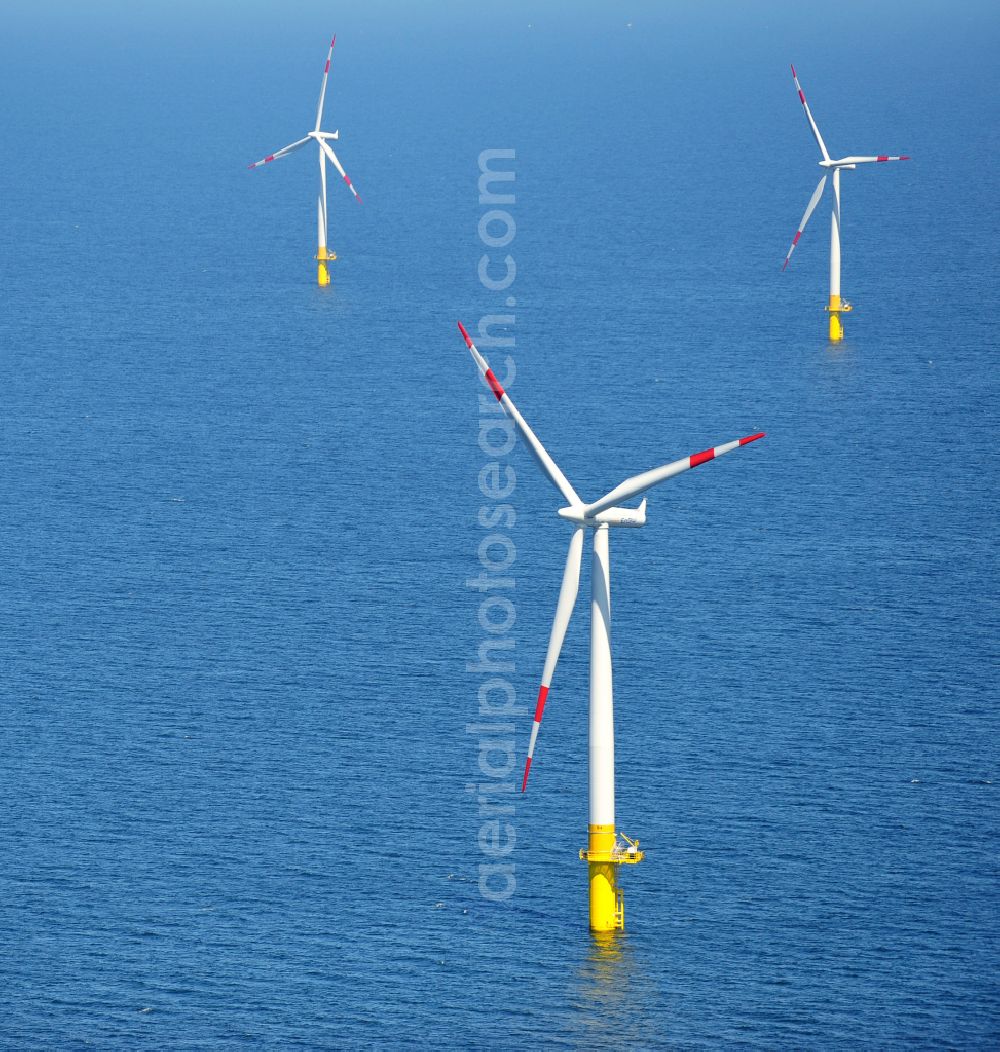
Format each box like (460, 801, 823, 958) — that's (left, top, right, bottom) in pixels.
(248, 36, 363, 286)
(457, 321, 764, 932)
(783, 64, 910, 342)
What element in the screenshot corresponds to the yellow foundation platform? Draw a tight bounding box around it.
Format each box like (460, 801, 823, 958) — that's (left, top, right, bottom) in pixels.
(580, 824, 643, 932)
(825, 294, 852, 343)
(316, 246, 336, 287)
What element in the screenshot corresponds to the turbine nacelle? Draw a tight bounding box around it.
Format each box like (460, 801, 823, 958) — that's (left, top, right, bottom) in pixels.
(558, 501, 647, 528)
(820, 160, 857, 170)
(310, 130, 340, 140)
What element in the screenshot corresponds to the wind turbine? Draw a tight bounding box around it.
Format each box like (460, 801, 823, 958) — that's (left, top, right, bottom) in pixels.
(247, 36, 362, 286)
(457, 321, 764, 932)
(783, 64, 909, 342)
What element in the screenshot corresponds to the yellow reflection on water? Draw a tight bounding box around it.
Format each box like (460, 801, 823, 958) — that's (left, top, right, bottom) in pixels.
(569, 930, 658, 1045)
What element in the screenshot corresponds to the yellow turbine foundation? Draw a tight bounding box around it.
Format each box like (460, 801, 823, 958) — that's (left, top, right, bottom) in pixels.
(826, 294, 852, 343)
(316, 246, 336, 287)
(580, 824, 643, 933)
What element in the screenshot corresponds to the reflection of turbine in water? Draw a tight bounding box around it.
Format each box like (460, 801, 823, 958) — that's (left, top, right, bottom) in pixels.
(590, 930, 625, 966)
(569, 934, 660, 1045)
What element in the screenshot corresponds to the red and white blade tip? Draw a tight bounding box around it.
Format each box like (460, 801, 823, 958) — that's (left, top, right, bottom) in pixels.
(790, 63, 797, 77)
(457, 321, 504, 400)
(689, 432, 764, 469)
(783, 231, 802, 270)
(521, 685, 551, 792)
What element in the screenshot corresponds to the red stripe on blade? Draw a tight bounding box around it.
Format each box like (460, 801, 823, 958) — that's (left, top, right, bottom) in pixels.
(900, 155, 910, 160)
(533, 686, 549, 723)
(485, 369, 504, 401)
(792, 231, 801, 245)
(324, 60, 330, 72)
(265, 155, 274, 163)
(521, 756, 532, 793)
(877, 155, 888, 162)
(740, 432, 766, 445)
(798, 90, 806, 104)
(690, 447, 716, 468)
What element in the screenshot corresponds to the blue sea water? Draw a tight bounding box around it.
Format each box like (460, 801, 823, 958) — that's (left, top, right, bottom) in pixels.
(1, 0, 998, 1046)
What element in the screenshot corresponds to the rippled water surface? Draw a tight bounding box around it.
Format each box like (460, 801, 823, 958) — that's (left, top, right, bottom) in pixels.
(1, 0, 997, 1047)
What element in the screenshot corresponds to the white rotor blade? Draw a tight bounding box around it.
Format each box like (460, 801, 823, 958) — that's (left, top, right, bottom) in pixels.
(791, 64, 830, 161)
(315, 35, 336, 131)
(522, 526, 584, 792)
(457, 321, 581, 507)
(247, 136, 311, 170)
(318, 138, 362, 204)
(783, 174, 827, 270)
(582, 432, 765, 519)
(836, 155, 911, 165)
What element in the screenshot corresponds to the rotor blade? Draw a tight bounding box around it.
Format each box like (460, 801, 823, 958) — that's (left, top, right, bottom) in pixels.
(522, 526, 584, 792)
(457, 321, 581, 507)
(790, 64, 830, 161)
(582, 432, 765, 518)
(247, 136, 311, 169)
(315, 36, 336, 131)
(837, 155, 911, 165)
(318, 138, 362, 204)
(783, 174, 827, 270)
